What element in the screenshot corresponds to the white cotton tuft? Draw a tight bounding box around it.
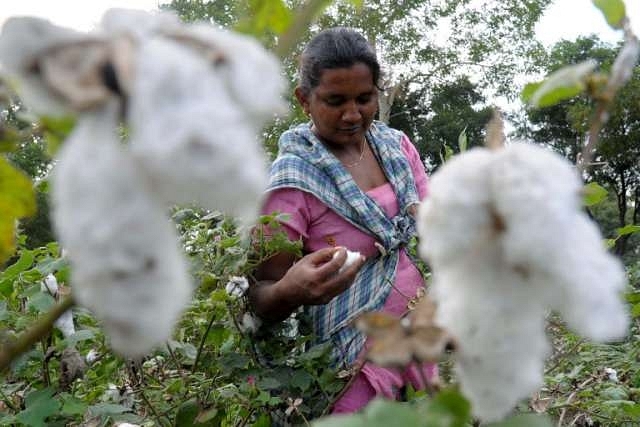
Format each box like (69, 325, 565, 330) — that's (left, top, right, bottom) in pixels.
(0, 17, 83, 115)
(225, 276, 249, 298)
(40, 274, 76, 338)
(99, 8, 182, 40)
(177, 23, 288, 122)
(51, 103, 192, 357)
(332, 249, 362, 274)
(127, 36, 271, 221)
(417, 143, 629, 422)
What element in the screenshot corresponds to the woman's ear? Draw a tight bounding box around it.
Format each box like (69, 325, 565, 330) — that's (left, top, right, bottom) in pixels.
(294, 87, 309, 115)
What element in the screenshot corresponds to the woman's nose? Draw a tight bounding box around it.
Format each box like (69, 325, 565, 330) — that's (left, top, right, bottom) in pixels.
(342, 101, 361, 121)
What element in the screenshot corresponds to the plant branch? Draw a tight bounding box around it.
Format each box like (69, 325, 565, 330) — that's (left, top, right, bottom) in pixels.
(274, 0, 332, 59)
(192, 307, 218, 374)
(0, 296, 74, 373)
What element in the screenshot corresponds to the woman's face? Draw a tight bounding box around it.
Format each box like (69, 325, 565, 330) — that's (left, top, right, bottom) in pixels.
(296, 62, 378, 148)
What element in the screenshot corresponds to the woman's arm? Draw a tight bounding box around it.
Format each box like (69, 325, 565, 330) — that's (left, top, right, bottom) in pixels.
(248, 247, 364, 322)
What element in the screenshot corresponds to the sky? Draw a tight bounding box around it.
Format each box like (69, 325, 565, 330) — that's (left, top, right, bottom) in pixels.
(0, 0, 639, 45)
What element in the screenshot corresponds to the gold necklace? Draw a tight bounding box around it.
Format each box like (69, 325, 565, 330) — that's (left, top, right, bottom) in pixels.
(344, 139, 366, 168)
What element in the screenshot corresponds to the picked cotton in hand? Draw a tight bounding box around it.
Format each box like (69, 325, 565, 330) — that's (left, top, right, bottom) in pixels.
(417, 143, 629, 422)
(52, 103, 192, 357)
(332, 248, 362, 274)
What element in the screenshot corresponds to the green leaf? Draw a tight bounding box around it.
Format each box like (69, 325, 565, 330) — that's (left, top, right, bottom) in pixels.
(0, 156, 36, 263)
(291, 370, 314, 392)
(521, 81, 543, 103)
(592, 0, 626, 29)
(616, 224, 640, 236)
(631, 303, 640, 319)
(28, 292, 55, 313)
(425, 389, 472, 427)
(1, 250, 35, 281)
(257, 376, 281, 390)
(583, 182, 608, 206)
(87, 403, 130, 416)
(527, 60, 598, 107)
(174, 399, 200, 427)
(195, 406, 219, 423)
(236, 0, 293, 35)
(61, 329, 95, 348)
(458, 127, 468, 152)
(486, 413, 553, 427)
(16, 388, 60, 427)
(39, 115, 76, 156)
(60, 394, 88, 416)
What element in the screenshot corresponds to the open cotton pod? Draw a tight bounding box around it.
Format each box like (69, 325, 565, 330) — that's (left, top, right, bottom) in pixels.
(126, 35, 273, 221)
(52, 103, 192, 357)
(417, 141, 628, 422)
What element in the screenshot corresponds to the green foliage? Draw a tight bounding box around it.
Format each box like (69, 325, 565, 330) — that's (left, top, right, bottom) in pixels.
(592, 0, 627, 29)
(583, 182, 609, 207)
(0, 156, 35, 264)
(522, 60, 598, 108)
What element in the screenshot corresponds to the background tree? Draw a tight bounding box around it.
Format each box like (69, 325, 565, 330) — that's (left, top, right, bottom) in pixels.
(518, 36, 640, 259)
(389, 76, 493, 170)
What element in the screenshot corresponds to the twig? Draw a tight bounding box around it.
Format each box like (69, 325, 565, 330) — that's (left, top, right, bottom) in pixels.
(274, 0, 331, 59)
(321, 360, 364, 416)
(544, 339, 584, 375)
(556, 376, 595, 427)
(137, 388, 172, 427)
(192, 307, 218, 374)
(0, 296, 74, 373)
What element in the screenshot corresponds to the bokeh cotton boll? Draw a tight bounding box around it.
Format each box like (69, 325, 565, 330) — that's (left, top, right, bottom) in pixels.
(127, 37, 270, 220)
(0, 17, 87, 115)
(417, 143, 629, 422)
(52, 103, 192, 357)
(178, 23, 288, 124)
(490, 144, 628, 342)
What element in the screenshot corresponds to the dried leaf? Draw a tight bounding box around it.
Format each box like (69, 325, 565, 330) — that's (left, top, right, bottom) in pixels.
(355, 295, 456, 367)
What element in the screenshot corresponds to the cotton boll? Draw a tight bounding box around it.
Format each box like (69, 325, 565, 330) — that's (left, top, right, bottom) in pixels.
(417, 142, 629, 422)
(417, 148, 495, 269)
(41, 274, 59, 295)
(176, 24, 288, 123)
(99, 8, 182, 41)
(0, 17, 84, 115)
(490, 144, 628, 341)
(52, 103, 192, 357)
(432, 256, 550, 422)
(127, 37, 268, 220)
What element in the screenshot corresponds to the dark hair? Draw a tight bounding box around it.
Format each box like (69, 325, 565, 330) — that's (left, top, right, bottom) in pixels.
(298, 27, 381, 95)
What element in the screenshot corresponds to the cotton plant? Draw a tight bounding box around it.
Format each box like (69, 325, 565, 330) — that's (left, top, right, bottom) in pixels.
(41, 274, 76, 338)
(0, 9, 286, 357)
(416, 117, 629, 422)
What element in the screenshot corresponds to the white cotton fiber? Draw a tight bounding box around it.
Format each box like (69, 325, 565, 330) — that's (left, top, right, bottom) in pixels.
(52, 103, 192, 357)
(127, 36, 271, 221)
(417, 143, 629, 422)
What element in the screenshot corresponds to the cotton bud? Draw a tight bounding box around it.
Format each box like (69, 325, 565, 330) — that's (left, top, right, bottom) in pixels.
(417, 143, 629, 422)
(52, 103, 192, 357)
(225, 276, 249, 298)
(332, 249, 362, 274)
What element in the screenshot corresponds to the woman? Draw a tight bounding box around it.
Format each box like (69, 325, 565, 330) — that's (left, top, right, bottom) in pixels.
(249, 27, 436, 413)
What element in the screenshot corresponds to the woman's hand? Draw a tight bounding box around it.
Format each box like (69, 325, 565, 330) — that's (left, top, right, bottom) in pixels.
(280, 247, 365, 306)
(249, 247, 365, 322)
